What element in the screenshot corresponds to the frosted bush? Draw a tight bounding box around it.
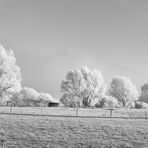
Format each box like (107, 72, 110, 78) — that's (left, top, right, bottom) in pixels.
(96, 95, 120, 108)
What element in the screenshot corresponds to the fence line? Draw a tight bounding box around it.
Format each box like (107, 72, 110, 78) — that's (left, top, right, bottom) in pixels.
(0, 107, 147, 119)
(0, 112, 148, 120)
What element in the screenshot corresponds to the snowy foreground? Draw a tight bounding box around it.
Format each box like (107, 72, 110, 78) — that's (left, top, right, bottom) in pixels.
(0, 111, 148, 147)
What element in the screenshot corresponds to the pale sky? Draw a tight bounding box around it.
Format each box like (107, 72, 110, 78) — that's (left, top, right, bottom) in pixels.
(0, 0, 148, 98)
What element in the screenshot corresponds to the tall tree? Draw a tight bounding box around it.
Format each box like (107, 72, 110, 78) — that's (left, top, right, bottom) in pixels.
(0, 45, 21, 104)
(61, 66, 106, 107)
(109, 76, 138, 107)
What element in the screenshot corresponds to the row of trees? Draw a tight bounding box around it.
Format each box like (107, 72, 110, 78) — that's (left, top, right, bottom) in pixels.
(8, 87, 54, 107)
(60, 67, 148, 108)
(0, 44, 148, 108)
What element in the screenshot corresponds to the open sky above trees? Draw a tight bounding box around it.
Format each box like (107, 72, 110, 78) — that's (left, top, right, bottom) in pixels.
(0, 0, 148, 98)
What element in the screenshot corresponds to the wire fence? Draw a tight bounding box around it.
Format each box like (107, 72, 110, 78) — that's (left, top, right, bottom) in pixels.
(0, 107, 147, 119)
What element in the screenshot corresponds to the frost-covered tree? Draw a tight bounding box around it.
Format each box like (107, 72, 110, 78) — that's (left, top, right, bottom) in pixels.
(61, 66, 106, 107)
(38, 92, 53, 101)
(0, 45, 21, 104)
(108, 76, 138, 107)
(21, 87, 39, 100)
(7, 92, 23, 107)
(20, 87, 40, 107)
(95, 95, 120, 108)
(139, 83, 148, 103)
(60, 94, 82, 107)
(37, 92, 54, 107)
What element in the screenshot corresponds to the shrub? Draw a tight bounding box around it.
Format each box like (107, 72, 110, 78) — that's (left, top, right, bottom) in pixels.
(95, 95, 120, 108)
(60, 94, 82, 108)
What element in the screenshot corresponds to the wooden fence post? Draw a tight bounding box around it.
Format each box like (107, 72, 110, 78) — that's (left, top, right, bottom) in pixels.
(145, 108, 147, 119)
(10, 106, 13, 113)
(41, 107, 42, 115)
(110, 109, 112, 118)
(76, 108, 79, 116)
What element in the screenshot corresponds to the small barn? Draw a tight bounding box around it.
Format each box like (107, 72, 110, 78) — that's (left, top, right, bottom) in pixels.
(48, 99, 59, 107)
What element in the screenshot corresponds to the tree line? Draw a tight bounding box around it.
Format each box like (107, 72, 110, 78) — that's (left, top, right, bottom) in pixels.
(0, 45, 148, 108)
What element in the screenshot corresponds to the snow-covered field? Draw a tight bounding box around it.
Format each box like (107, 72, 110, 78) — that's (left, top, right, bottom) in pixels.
(0, 114, 148, 148)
